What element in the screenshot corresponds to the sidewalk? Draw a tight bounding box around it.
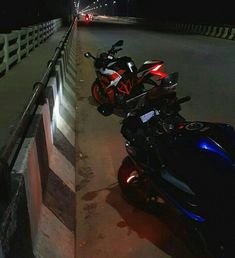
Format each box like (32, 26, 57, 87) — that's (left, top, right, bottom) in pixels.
(0, 27, 69, 150)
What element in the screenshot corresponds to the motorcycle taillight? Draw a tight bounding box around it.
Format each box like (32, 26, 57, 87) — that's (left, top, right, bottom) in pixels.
(150, 64, 167, 78)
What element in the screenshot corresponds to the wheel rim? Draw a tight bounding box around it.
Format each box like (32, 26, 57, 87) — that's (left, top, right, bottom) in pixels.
(92, 83, 108, 105)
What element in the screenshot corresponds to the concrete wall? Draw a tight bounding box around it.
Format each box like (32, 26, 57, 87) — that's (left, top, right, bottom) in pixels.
(0, 19, 77, 258)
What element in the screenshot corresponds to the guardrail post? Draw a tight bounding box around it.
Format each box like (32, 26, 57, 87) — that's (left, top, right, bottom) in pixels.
(26, 27, 33, 55)
(3, 35, 9, 72)
(33, 25, 39, 48)
(13, 30, 21, 63)
(0, 36, 6, 77)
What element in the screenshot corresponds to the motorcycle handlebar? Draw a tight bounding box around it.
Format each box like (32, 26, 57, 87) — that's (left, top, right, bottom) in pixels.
(115, 48, 122, 53)
(175, 96, 191, 105)
(163, 96, 191, 115)
(84, 52, 96, 60)
(108, 47, 123, 55)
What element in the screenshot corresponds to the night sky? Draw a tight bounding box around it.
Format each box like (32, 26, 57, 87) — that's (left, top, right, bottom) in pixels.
(0, 0, 74, 32)
(0, 0, 234, 32)
(79, 0, 235, 25)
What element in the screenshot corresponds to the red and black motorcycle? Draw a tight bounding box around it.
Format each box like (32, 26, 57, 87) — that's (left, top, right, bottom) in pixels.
(84, 40, 168, 113)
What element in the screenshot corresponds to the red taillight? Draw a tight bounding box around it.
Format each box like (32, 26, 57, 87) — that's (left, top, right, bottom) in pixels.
(178, 124, 185, 129)
(150, 64, 167, 78)
(151, 64, 163, 72)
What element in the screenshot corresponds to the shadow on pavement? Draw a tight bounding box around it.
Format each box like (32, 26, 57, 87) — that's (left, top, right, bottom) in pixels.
(82, 182, 198, 258)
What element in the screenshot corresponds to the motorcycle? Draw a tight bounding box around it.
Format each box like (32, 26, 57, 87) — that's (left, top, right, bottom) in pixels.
(84, 14, 91, 24)
(98, 73, 235, 257)
(84, 40, 168, 114)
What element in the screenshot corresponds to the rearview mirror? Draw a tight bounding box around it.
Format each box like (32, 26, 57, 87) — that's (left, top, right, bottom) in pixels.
(97, 104, 114, 116)
(84, 52, 91, 58)
(113, 40, 123, 48)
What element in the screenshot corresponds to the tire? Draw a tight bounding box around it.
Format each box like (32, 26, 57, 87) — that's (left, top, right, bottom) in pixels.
(91, 81, 108, 105)
(118, 157, 151, 209)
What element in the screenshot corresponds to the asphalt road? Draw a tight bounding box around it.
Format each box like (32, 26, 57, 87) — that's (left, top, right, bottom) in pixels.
(75, 20, 235, 258)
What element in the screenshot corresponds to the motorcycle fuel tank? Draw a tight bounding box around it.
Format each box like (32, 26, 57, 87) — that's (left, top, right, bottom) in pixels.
(157, 121, 235, 256)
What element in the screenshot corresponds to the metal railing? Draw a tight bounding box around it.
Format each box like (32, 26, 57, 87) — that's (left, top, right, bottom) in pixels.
(0, 19, 75, 202)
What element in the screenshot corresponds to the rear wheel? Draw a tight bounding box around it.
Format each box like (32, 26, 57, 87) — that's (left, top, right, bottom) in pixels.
(91, 81, 109, 105)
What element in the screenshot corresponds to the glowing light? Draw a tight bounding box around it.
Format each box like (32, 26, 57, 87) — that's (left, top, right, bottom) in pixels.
(126, 175, 136, 183)
(178, 124, 185, 129)
(150, 64, 167, 78)
(198, 138, 232, 162)
(180, 206, 206, 222)
(151, 64, 162, 72)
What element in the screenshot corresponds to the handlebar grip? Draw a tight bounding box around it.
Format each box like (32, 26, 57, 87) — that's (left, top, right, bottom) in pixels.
(176, 96, 191, 105)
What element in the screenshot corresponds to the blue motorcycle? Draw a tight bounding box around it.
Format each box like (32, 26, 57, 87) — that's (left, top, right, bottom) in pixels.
(116, 73, 235, 258)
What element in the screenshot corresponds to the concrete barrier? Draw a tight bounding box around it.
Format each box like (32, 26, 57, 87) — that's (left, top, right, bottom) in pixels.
(156, 22, 235, 41)
(133, 18, 235, 41)
(0, 36, 6, 76)
(0, 19, 77, 258)
(228, 27, 235, 40)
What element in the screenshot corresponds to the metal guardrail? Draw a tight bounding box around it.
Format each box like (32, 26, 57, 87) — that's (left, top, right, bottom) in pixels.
(0, 19, 75, 202)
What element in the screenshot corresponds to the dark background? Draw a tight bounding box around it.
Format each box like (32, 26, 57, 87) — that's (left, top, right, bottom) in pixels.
(0, 0, 75, 32)
(0, 0, 234, 32)
(80, 0, 235, 25)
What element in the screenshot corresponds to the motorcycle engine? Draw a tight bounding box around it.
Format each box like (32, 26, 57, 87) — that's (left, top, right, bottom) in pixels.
(116, 92, 126, 105)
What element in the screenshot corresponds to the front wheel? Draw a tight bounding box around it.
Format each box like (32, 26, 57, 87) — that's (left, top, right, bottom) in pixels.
(118, 156, 161, 210)
(91, 81, 109, 105)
